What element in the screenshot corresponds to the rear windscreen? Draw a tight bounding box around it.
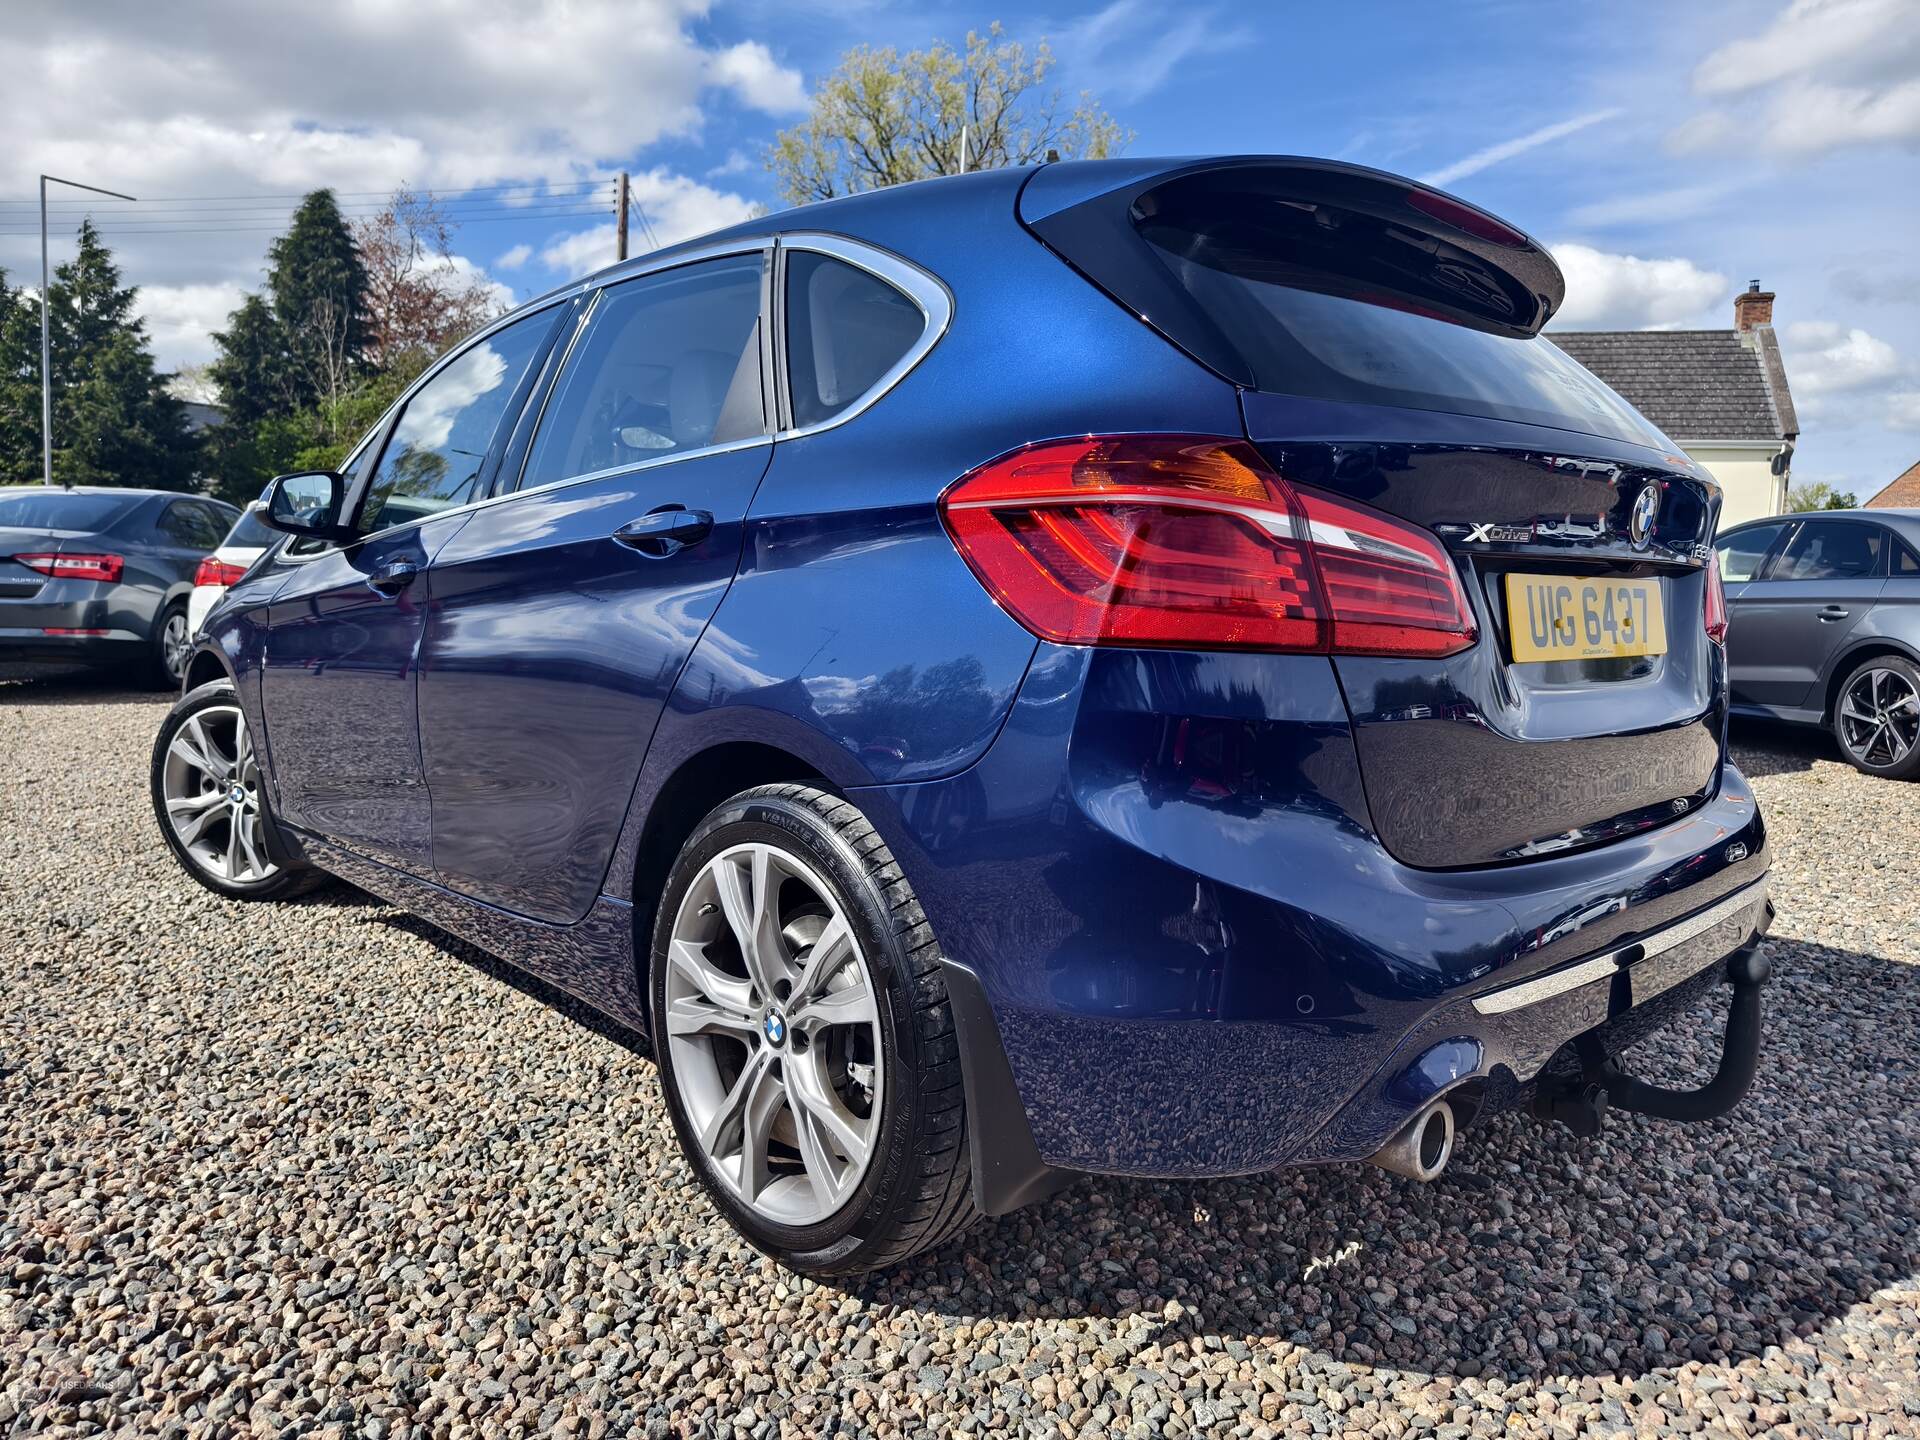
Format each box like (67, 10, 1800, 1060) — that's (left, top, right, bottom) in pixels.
(1135, 198, 1671, 450)
(0, 490, 139, 530)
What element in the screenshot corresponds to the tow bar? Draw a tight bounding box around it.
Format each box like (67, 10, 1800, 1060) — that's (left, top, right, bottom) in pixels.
(1531, 942, 1770, 1137)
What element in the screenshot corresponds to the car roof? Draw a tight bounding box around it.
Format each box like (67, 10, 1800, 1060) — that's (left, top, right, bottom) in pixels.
(0, 484, 232, 503)
(1721, 509, 1920, 535)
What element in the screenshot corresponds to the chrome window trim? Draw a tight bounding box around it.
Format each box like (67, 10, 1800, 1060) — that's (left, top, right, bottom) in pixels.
(279, 238, 776, 559)
(1471, 875, 1769, 1016)
(773, 232, 952, 442)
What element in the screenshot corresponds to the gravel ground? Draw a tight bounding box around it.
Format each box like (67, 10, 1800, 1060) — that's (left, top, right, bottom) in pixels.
(3, 670, 1917, 1440)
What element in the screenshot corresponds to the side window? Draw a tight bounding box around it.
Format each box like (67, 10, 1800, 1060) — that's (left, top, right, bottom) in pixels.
(158, 501, 223, 549)
(521, 255, 765, 491)
(358, 307, 557, 534)
(1898, 538, 1920, 576)
(785, 252, 926, 430)
(1773, 520, 1885, 581)
(1715, 522, 1787, 582)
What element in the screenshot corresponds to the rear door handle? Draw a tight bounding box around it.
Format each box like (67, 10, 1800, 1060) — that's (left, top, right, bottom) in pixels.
(613, 506, 714, 557)
(1818, 605, 1850, 621)
(367, 558, 419, 596)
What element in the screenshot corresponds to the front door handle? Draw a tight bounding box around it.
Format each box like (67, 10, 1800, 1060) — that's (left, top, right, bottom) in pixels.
(613, 506, 714, 558)
(367, 558, 419, 596)
(1818, 605, 1850, 621)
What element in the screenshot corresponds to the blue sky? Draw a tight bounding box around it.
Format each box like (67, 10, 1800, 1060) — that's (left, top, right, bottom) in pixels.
(2, 0, 1916, 494)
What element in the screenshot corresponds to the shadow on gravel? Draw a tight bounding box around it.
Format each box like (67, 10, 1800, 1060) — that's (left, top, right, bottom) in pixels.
(853, 938, 1919, 1385)
(1728, 717, 1835, 778)
(0, 666, 164, 705)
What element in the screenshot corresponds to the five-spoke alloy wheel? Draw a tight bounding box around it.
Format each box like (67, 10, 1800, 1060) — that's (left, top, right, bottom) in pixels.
(650, 785, 980, 1275)
(151, 679, 323, 899)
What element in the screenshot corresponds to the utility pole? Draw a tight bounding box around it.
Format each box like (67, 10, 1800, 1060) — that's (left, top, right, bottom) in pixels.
(615, 170, 629, 263)
(958, 125, 970, 175)
(40, 174, 136, 486)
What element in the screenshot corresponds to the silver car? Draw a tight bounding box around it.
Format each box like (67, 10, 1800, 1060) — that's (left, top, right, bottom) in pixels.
(1716, 507, 1920, 778)
(0, 486, 239, 688)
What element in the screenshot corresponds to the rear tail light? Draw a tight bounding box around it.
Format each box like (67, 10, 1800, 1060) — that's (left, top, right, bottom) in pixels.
(939, 435, 1476, 657)
(15, 552, 124, 583)
(1704, 558, 1728, 645)
(194, 557, 249, 587)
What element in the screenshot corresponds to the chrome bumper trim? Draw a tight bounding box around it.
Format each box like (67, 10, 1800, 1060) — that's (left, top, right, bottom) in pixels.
(1472, 875, 1770, 1017)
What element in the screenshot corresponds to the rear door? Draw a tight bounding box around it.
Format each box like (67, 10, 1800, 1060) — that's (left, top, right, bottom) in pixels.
(1719, 517, 1886, 708)
(258, 304, 562, 871)
(1714, 519, 1793, 707)
(416, 247, 772, 923)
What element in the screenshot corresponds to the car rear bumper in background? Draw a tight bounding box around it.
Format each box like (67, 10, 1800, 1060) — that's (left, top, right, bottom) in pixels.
(0, 625, 146, 664)
(859, 642, 1770, 1181)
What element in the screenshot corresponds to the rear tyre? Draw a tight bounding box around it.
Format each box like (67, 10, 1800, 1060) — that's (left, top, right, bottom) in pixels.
(148, 601, 192, 690)
(649, 784, 979, 1276)
(150, 680, 327, 900)
(1832, 655, 1920, 780)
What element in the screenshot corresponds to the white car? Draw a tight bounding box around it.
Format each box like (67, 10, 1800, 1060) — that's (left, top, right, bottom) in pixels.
(186, 505, 274, 635)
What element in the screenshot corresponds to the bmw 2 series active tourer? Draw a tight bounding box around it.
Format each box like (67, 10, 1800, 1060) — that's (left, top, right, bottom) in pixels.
(154, 157, 1775, 1275)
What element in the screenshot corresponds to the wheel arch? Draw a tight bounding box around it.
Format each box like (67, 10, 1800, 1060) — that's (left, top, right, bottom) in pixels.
(628, 740, 830, 997)
(1821, 637, 1920, 722)
(183, 645, 234, 694)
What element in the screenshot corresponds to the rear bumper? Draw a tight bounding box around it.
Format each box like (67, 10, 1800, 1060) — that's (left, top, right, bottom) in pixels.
(859, 643, 1771, 1181)
(0, 625, 145, 664)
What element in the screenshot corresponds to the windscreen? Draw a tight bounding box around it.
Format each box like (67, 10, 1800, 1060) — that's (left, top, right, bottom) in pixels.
(1134, 187, 1672, 449)
(0, 489, 139, 530)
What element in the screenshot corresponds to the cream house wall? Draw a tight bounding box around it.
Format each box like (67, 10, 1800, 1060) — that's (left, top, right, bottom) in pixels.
(1681, 441, 1789, 533)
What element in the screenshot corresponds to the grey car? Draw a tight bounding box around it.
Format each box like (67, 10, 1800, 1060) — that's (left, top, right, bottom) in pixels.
(0, 486, 239, 688)
(1715, 507, 1920, 779)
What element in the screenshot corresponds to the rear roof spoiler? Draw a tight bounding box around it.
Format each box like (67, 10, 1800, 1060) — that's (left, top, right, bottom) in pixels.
(1018, 156, 1567, 388)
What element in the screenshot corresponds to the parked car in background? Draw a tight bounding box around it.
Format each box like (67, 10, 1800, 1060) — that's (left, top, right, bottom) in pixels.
(1, 486, 238, 687)
(156, 157, 1774, 1276)
(187, 505, 276, 636)
(1715, 508, 1920, 779)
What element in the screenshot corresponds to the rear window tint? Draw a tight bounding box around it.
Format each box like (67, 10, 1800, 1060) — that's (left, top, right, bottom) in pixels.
(785, 253, 924, 430)
(223, 508, 277, 548)
(1131, 185, 1669, 448)
(1775, 520, 1885, 580)
(0, 490, 139, 530)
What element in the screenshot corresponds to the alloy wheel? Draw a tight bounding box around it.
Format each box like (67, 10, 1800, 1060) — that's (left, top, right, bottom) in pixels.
(160, 704, 278, 883)
(1838, 667, 1919, 769)
(664, 841, 884, 1227)
(161, 611, 192, 682)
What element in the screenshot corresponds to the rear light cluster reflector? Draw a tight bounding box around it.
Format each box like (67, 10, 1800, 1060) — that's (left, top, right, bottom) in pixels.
(194, 557, 250, 587)
(43, 627, 108, 636)
(940, 435, 1477, 657)
(1704, 557, 1728, 645)
(15, 552, 124, 583)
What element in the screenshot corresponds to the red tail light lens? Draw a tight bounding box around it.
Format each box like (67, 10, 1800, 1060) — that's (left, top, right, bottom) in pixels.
(194, 557, 249, 587)
(16, 552, 124, 583)
(1704, 558, 1728, 645)
(940, 436, 1476, 657)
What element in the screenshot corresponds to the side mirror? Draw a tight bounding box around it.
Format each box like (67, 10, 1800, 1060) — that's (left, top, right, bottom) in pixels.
(259, 471, 349, 541)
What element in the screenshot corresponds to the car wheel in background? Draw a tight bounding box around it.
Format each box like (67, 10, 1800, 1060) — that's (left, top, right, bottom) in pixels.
(649, 784, 979, 1276)
(1833, 655, 1920, 780)
(150, 679, 326, 900)
(149, 601, 192, 690)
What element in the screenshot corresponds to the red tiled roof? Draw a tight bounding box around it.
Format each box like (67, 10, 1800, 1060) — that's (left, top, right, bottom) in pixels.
(1866, 459, 1920, 509)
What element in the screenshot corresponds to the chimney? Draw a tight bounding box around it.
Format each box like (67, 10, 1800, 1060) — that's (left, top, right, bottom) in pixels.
(1734, 278, 1774, 331)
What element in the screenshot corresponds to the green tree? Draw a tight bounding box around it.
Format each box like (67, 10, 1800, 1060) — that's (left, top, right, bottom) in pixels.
(267, 190, 371, 414)
(0, 226, 196, 489)
(1786, 480, 1859, 511)
(769, 23, 1129, 206)
(206, 294, 289, 429)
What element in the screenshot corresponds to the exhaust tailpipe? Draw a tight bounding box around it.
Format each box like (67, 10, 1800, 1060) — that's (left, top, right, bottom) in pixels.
(1368, 1100, 1455, 1182)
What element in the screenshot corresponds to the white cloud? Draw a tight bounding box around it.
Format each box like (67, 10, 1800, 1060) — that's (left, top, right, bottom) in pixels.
(1887, 392, 1920, 431)
(136, 281, 250, 371)
(1677, 0, 1920, 156)
(539, 170, 758, 278)
(1421, 110, 1621, 188)
(707, 150, 753, 179)
(1563, 181, 1744, 230)
(707, 42, 808, 115)
(1782, 320, 1905, 396)
(1548, 244, 1728, 330)
(1059, 1, 1249, 103)
(495, 244, 533, 271)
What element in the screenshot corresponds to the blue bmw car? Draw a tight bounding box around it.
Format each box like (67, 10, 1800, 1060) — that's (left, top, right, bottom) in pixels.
(154, 157, 1774, 1275)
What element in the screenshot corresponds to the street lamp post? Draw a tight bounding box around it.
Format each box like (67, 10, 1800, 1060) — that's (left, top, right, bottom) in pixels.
(40, 174, 136, 486)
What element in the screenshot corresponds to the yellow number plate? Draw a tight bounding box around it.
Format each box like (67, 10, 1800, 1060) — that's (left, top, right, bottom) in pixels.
(1504, 573, 1667, 663)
